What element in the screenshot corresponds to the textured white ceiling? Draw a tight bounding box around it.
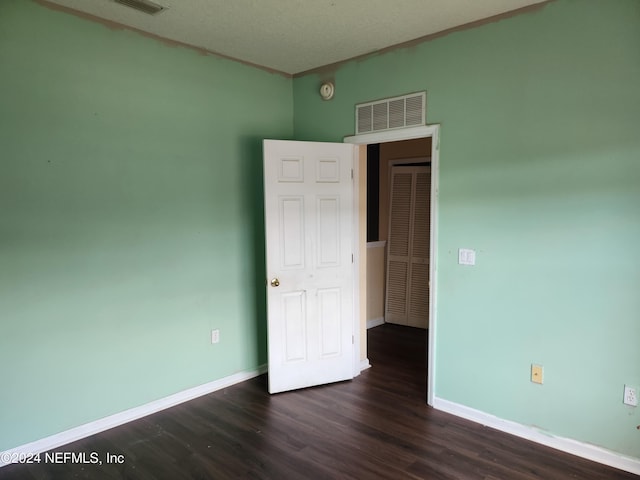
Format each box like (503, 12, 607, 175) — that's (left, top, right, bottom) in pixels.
(44, 0, 548, 75)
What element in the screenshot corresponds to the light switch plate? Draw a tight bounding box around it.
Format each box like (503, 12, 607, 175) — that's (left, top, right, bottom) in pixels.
(458, 248, 476, 266)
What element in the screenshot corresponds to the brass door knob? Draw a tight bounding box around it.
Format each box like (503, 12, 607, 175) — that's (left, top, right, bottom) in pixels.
(270, 278, 280, 287)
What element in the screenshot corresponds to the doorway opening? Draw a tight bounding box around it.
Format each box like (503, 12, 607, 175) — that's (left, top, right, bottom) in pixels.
(369, 139, 431, 330)
(345, 125, 439, 405)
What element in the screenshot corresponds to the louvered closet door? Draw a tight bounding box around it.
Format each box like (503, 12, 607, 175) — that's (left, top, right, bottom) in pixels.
(385, 166, 431, 329)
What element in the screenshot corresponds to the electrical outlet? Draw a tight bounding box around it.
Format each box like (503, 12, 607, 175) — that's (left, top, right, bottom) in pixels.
(531, 364, 543, 384)
(623, 385, 638, 407)
(211, 329, 220, 344)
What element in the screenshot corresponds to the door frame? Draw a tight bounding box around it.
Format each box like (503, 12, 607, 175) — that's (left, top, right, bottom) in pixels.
(345, 124, 440, 406)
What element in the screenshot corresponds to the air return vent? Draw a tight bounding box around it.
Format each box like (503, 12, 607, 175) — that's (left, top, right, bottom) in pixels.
(355, 92, 426, 135)
(114, 0, 165, 15)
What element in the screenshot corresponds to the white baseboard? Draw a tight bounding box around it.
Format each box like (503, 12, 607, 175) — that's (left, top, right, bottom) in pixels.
(360, 358, 371, 371)
(433, 397, 640, 476)
(366, 317, 385, 329)
(0, 364, 268, 468)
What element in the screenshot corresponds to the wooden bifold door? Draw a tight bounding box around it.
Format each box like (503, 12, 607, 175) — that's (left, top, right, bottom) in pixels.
(385, 166, 431, 329)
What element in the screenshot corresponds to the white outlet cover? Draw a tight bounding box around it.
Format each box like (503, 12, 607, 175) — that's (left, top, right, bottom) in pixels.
(623, 385, 638, 407)
(458, 248, 476, 266)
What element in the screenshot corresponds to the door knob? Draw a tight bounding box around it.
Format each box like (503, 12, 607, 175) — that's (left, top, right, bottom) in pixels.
(270, 278, 280, 287)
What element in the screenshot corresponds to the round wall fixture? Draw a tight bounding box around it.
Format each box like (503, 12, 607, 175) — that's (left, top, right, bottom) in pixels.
(319, 82, 335, 101)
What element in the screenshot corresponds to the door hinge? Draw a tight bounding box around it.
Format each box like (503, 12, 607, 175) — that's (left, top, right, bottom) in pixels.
(351, 253, 354, 263)
(351, 169, 354, 180)
(352, 335, 354, 344)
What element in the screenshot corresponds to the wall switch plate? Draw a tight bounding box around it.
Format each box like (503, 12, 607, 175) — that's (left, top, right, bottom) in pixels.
(458, 248, 476, 266)
(531, 364, 543, 384)
(211, 329, 220, 344)
(623, 385, 638, 406)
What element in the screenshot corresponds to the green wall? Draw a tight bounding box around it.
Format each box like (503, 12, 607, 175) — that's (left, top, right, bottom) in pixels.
(0, 1, 291, 450)
(2, 0, 639, 464)
(293, 0, 640, 459)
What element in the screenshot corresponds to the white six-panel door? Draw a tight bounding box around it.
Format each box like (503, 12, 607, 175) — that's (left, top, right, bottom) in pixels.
(263, 140, 355, 394)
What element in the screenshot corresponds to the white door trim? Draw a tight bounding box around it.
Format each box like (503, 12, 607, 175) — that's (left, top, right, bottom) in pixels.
(344, 124, 440, 407)
(352, 146, 362, 377)
(344, 125, 437, 145)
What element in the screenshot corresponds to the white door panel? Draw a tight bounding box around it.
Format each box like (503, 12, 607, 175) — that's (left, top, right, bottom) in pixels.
(264, 140, 355, 394)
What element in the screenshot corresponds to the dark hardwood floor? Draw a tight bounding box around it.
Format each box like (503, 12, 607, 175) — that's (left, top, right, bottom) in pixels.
(3, 324, 637, 479)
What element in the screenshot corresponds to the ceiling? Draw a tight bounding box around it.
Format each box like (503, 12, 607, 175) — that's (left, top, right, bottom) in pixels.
(44, 0, 548, 75)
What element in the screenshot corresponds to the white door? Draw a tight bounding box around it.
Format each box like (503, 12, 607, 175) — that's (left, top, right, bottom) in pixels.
(263, 139, 355, 394)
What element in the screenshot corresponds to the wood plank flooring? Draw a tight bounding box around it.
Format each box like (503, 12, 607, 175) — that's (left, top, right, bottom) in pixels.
(3, 324, 637, 479)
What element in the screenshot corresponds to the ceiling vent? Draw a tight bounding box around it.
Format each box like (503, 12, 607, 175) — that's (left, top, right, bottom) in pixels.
(114, 0, 165, 15)
(355, 92, 426, 135)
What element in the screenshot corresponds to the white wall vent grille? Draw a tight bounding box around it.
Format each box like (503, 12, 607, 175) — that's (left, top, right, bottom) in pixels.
(355, 92, 426, 135)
